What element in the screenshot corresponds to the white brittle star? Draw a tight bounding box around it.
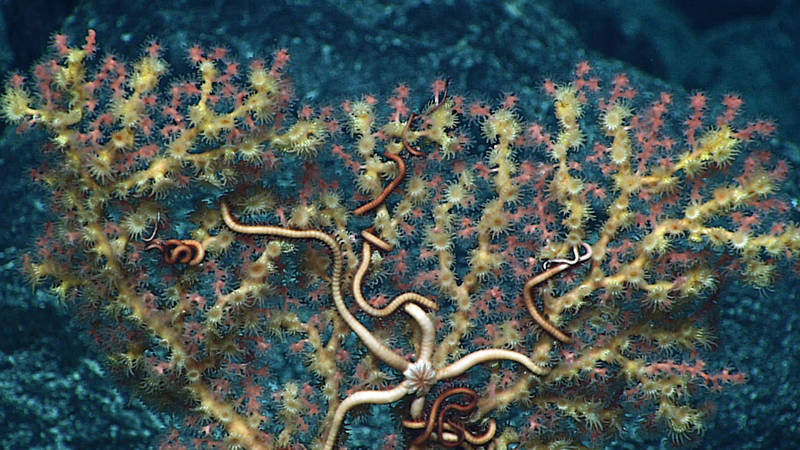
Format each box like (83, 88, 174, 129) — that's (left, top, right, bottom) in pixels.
(220, 199, 549, 449)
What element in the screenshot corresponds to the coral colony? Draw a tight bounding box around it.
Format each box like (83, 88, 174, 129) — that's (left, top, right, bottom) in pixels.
(3, 30, 798, 448)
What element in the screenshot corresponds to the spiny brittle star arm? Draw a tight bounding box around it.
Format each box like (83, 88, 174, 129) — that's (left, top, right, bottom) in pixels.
(353, 237, 438, 317)
(325, 383, 412, 450)
(403, 386, 495, 447)
(435, 348, 549, 380)
(403, 303, 435, 363)
(353, 151, 406, 216)
(220, 198, 409, 372)
(523, 242, 592, 344)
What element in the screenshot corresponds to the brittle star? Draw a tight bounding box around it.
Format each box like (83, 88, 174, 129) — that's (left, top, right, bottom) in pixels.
(145, 238, 205, 265)
(401, 386, 496, 448)
(523, 242, 592, 344)
(401, 78, 449, 157)
(219, 199, 549, 449)
(143, 212, 206, 265)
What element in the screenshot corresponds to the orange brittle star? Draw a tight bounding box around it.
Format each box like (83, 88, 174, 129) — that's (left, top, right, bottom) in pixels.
(523, 242, 592, 344)
(401, 78, 449, 157)
(145, 238, 206, 265)
(401, 386, 496, 448)
(219, 199, 549, 449)
(143, 212, 206, 265)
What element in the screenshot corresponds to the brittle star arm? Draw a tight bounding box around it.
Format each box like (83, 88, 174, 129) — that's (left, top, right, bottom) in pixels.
(403, 386, 496, 447)
(523, 242, 592, 344)
(324, 382, 412, 450)
(353, 151, 406, 216)
(406, 418, 496, 448)
(435, 348, 549, 380)
(401, 113, 424, 157)
(403, 303, 435, 363)
(220, 198, 409, 372)
(353, 238, 438, 317)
